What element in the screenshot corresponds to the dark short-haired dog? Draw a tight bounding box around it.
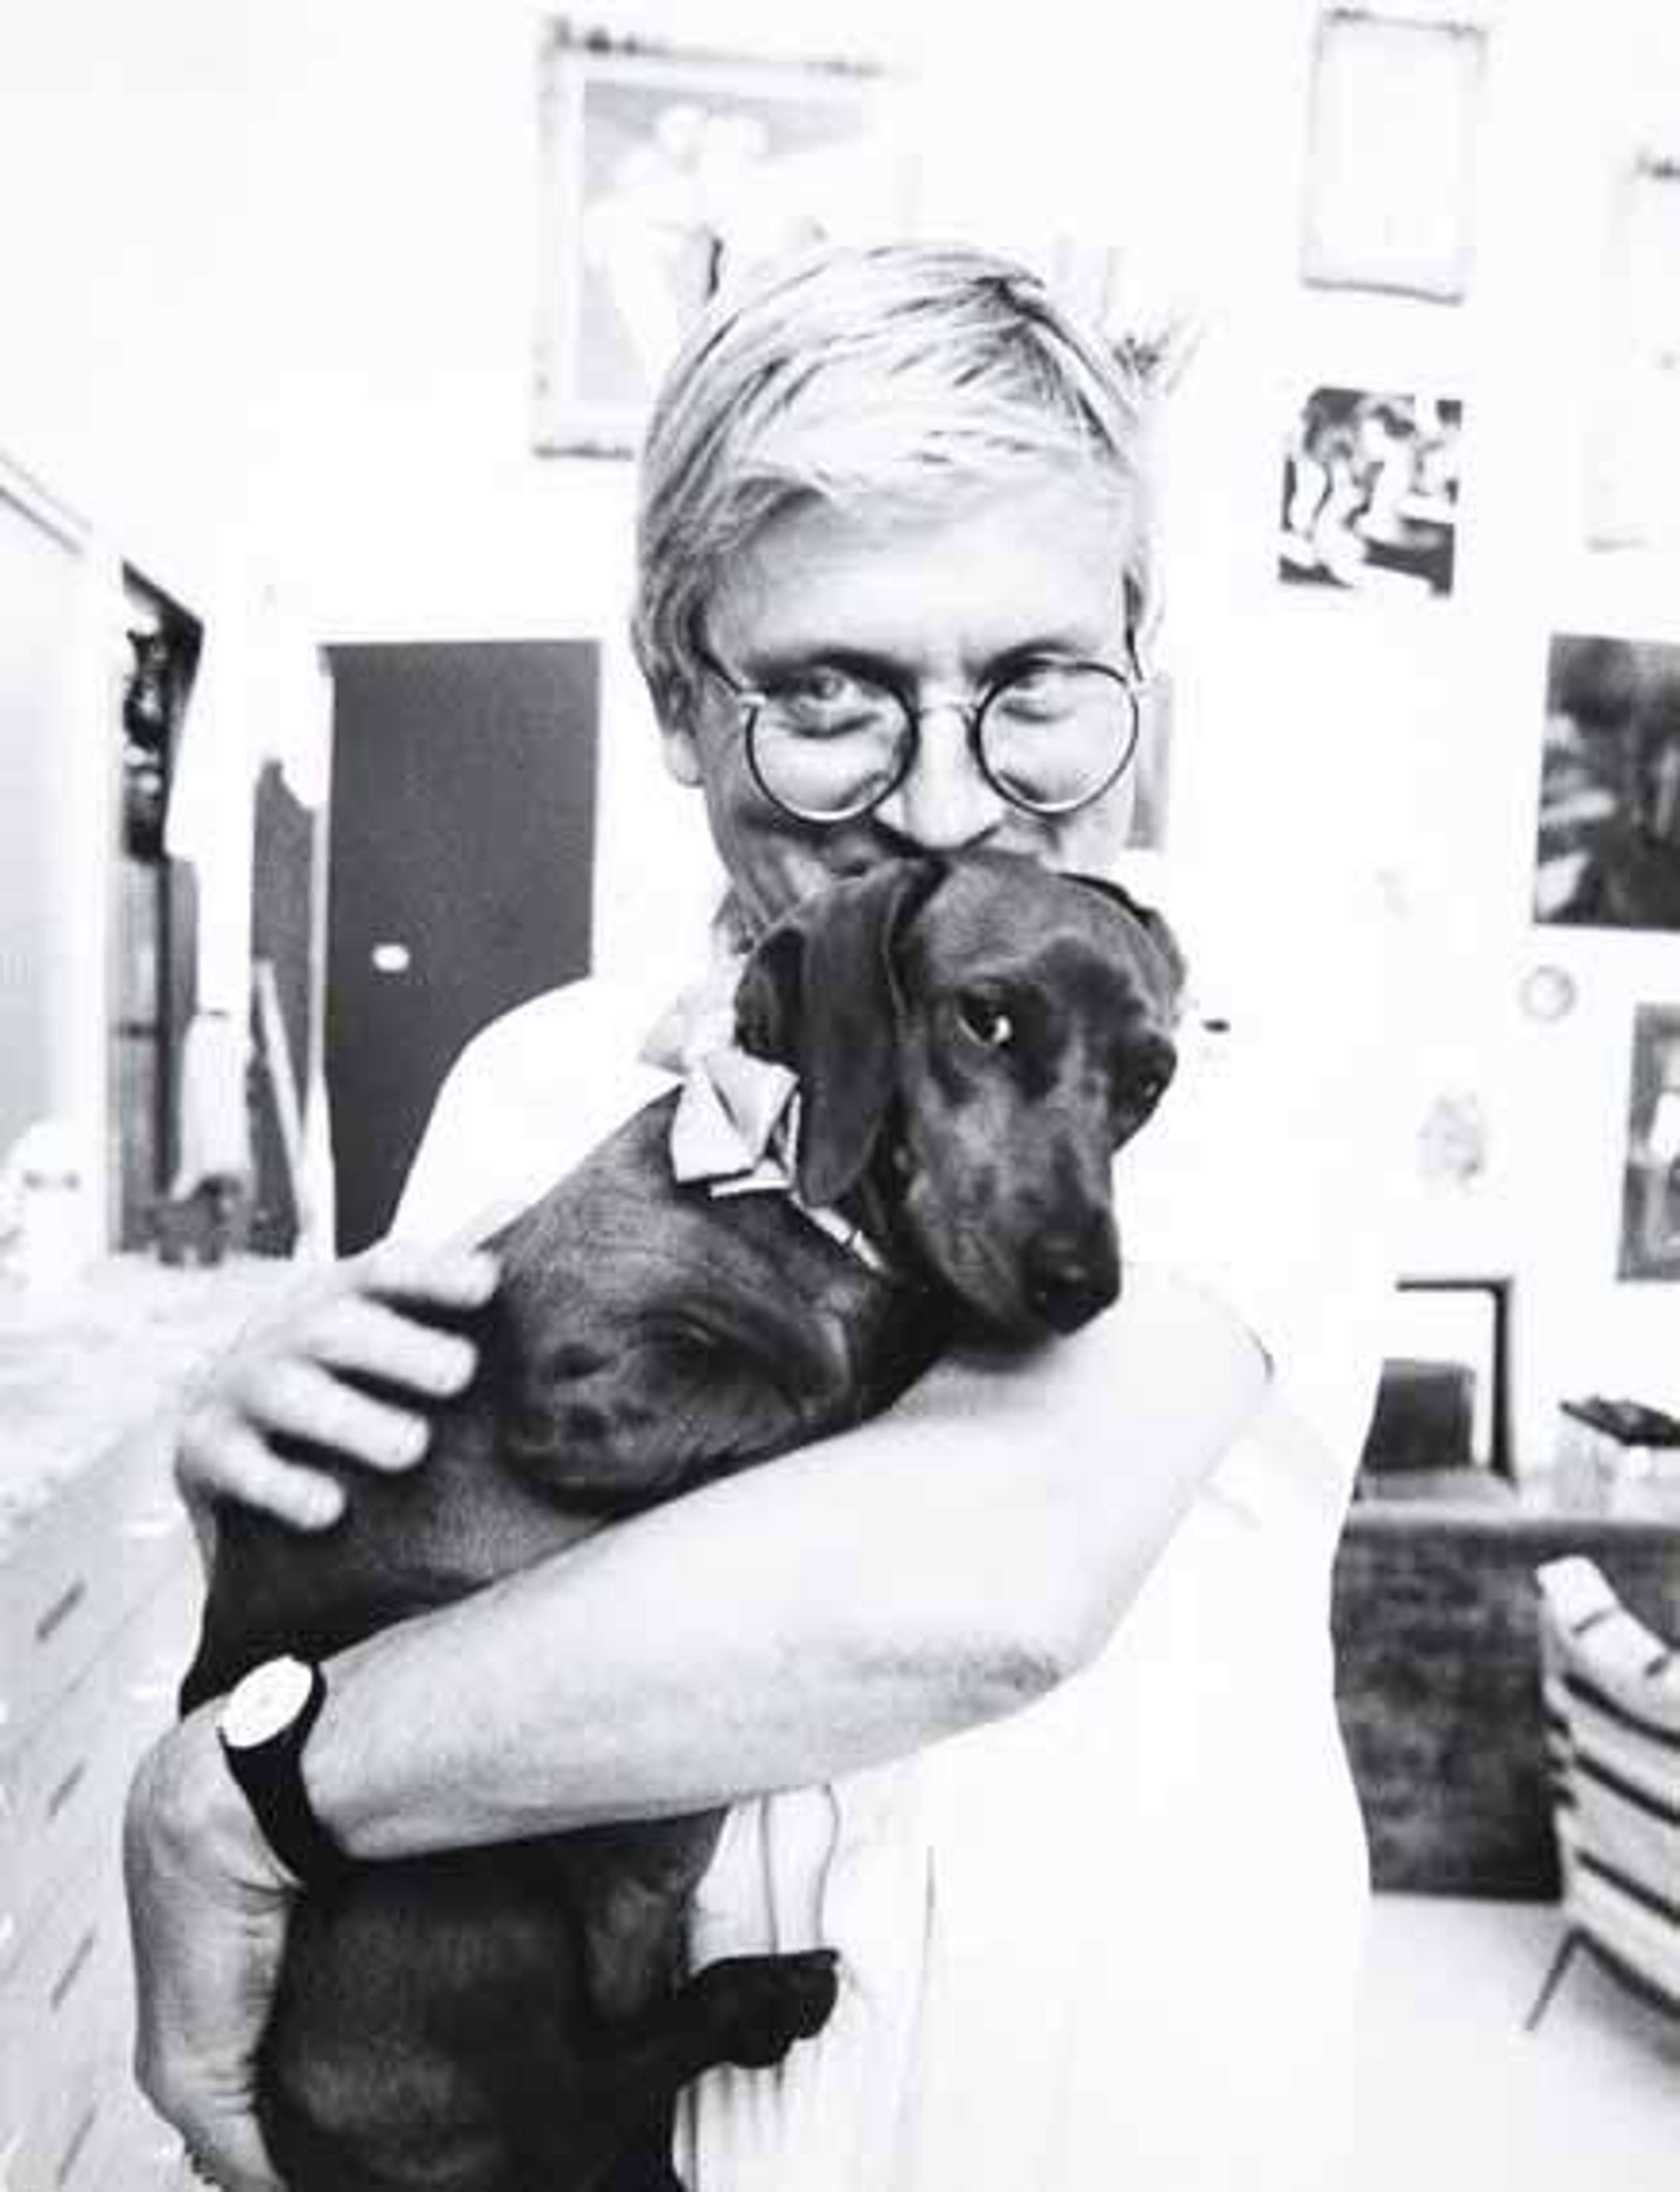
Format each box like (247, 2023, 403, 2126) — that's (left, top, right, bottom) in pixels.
(181, 850, 1183, 2192)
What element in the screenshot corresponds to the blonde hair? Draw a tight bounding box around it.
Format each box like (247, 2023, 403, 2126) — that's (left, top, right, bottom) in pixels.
(630, 242, 1161, 726)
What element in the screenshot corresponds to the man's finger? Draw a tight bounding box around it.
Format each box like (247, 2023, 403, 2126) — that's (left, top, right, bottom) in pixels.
(354, 1239, 500, 1310)
(178, 1410, 345, 1531)
(304, 1293, 480, 1399)
(243, 1358, 430, 1475)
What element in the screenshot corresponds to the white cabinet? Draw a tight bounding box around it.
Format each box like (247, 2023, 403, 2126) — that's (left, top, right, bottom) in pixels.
(0, 1256, 296, 2192)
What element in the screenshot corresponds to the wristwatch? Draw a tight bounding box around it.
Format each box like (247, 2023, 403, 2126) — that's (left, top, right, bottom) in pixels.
(217, 1655, 349, 1890)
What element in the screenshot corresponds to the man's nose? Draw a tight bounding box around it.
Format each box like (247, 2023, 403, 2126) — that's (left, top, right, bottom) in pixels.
(873, 704, 1006, 850)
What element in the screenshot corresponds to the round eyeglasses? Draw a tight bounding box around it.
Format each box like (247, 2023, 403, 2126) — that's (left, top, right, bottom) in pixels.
(698, 647, 1142, 825)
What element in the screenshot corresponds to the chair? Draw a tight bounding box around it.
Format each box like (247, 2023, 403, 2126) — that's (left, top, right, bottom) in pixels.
(1526, 1555, 1680, 2029)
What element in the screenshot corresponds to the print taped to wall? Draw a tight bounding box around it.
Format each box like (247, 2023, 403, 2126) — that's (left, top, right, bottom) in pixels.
(1619, 1005, 1680, 1281)
(1533, 632, 1680, 933)
(1588, 154, 1680, 551)
(532, 24, 915, 453)
(1299, 8, 1486, 302)
(1280, 387, 1462, 597)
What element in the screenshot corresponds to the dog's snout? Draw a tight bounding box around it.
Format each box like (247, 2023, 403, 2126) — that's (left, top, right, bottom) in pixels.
(1024, 1219, 1120, 1333)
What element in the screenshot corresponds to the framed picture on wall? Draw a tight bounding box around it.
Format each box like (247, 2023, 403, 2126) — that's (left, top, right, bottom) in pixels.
(532, 24, 917, 455)
(1299, 8, 1487, 302)
(1618, 1005, 1680, 1281)
(1279, 384, 1462, 596)
(1362, 1275, 1513, 1481)
(1531, 631, 1680, 933)
(1587, 153, 1680, 551)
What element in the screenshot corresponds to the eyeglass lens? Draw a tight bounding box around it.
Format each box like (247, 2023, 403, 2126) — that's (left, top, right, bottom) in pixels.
(748, 664, 1137, 822)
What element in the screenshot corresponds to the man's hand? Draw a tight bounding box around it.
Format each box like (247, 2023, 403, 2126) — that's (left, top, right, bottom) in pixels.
(123, 1708, 298, 2191)
(176, 1241, 499, 1536)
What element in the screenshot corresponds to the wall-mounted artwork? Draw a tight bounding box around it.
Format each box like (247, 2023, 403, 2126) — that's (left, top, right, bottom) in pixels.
(1300, 8, 1487, 302)
(1588, 154, 1680, 551)
(1280, 386, 1462, 596)
(1362, 1275, 1513, 1478)
(1618, 1005, 1680, 1281)
(1532, 631, 1680, 932)
(533, 24, 915, 454)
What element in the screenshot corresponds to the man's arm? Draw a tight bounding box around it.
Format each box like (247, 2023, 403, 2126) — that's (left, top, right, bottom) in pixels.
(312, 1263, 1264, 1849)
(128, 1265, 1261, 2185)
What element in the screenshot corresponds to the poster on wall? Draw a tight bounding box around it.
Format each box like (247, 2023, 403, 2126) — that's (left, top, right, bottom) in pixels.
(532, 25, 916, 453)
(1279, 386, 1462, 596)
(1299, 8, 1487, 302)
(1588, 154, 1680, 551)
(1532, 631, 1680, 932)
(1618, 1005, 1680, 1281)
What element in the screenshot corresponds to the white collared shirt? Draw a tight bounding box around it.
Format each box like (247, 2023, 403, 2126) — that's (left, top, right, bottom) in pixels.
(394, 859, 1421, 2192)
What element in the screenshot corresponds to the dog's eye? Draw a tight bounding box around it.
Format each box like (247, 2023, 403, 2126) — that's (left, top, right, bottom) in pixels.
(1130, 1061, 1174, 1111)
(955, 993, 1015, 1049)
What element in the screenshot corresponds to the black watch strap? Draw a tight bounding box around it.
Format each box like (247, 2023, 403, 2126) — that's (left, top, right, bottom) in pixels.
(217, 1656, 350, 1890)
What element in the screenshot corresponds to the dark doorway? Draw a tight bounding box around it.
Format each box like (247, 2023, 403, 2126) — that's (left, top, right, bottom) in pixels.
(326, 641, 599, 1252)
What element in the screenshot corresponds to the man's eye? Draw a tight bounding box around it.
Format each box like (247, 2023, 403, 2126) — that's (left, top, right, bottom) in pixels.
(990, 661, 1078, 722)
(763, 665, 884, 729)
(955, 993, 1015, 1049)
(782, 666, 856, 703)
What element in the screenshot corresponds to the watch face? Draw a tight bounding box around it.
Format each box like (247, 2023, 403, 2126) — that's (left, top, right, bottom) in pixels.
(222, 1655, 314, 1750)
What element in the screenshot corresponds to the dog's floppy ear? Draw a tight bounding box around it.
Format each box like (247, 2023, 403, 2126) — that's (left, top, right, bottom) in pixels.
(737, 858, 943, 1209)
(1067, 871, 1187, 1011)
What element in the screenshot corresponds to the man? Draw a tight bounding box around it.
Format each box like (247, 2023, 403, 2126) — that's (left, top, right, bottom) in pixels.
(127, 242, 1411, 2190)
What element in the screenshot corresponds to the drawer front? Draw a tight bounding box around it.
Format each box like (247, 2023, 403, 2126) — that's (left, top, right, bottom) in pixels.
(0, 1571, 200, 1982)
(0, 1422, 191, 1763)
(0, 1857, 128, 2192)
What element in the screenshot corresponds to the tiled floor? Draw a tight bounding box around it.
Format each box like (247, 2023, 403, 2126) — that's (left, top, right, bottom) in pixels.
(1344, 1894, 1680, 2192)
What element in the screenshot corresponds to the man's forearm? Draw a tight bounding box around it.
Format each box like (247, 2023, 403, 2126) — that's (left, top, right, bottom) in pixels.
(303, 1265, 1266, 1859)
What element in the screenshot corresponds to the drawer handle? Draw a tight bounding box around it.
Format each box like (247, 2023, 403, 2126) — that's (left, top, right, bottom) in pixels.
(49, 1925, 97, 2013)
(46, 1758, 88, 1821)
(35, 1579, 87, 1647)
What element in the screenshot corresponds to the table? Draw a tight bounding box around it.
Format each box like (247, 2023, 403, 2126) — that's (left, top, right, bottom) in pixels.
(1331, 1469, 1680, 1897)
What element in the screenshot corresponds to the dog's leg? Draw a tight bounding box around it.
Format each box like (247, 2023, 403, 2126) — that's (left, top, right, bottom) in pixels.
(528, 1949, 841, 2192)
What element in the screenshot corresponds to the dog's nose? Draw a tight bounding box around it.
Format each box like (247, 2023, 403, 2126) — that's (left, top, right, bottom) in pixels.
(1024, 1221, 1120, 1333)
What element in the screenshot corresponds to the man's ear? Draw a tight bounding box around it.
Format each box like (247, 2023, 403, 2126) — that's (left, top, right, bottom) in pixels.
(659, 717, 705, 788)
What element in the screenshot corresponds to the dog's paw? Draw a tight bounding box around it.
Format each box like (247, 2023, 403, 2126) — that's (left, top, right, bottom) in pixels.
(689, 1948, 840, 2068)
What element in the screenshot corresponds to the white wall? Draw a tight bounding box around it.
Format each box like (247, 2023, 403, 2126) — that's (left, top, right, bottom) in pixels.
(0, 0, 255, 598)
(8, 0, 1680, 1456)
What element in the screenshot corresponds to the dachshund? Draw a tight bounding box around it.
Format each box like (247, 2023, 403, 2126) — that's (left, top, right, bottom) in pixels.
(181, 849, 1184, 2192)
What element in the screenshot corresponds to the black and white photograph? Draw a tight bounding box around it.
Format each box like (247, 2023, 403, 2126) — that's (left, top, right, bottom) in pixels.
(1618, 1004, 1680, 1280)
(1532, 629, 1680, 932)
(4, 8, 1679, 2192)
(1279, 386, 1463, 596)
(1587, 151, 1680, 550)
(533, 26, 915, 452)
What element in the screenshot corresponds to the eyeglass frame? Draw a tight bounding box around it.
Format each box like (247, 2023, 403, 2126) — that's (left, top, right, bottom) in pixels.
(692, 635, 1147, 826)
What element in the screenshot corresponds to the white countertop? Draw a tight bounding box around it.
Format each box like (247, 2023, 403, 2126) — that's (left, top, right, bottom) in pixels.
(0, 1253, 301, 1554)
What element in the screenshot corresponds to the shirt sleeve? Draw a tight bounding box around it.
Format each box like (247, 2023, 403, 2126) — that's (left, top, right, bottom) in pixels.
(391, 979, 675, 1248)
